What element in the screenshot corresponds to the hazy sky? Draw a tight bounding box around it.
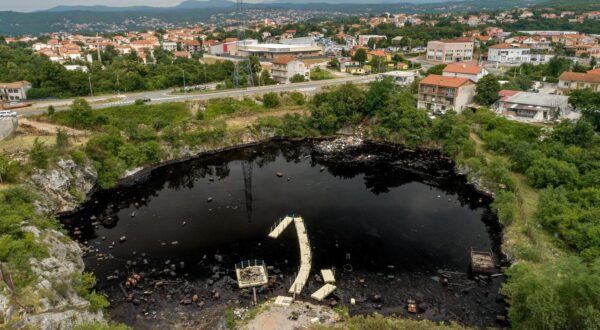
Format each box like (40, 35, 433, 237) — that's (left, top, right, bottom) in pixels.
(5, 0, 193, 12)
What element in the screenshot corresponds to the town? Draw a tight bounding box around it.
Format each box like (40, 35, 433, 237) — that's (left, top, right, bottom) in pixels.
(1, 1, 600, 330)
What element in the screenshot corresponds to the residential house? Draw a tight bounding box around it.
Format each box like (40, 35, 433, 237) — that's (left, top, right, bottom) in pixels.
(0, 81, 32, 102)
(270, 56, 309, 84)
(426, 38, 474, 63)
(494, 90, 577, 122)
(367, 50, 392, 62)
(558, 71, 600, 93)
(442, 63, 488, 82)
(378, 71, 417, 86)
(357, 35, 387, 46)
(417, 74, 476, 113)
(487, 43, 531, 63)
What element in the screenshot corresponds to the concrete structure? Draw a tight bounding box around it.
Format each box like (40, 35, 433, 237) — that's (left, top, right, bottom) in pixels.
(418, 74, 476, 113)
(558, 71, 600, 92)
(0, 81, 32, 102)
(494, 90, 577, 122)
(237, 43, 322, 59)
(442, 63, 488, 82)
(488, 44, 531, 64)
(0, 116, 18, 140)
(378, 70, 417, 86)
(271, 56, 309, 84)
(358, 35, 387, 46)
(426, 38, 474, 63)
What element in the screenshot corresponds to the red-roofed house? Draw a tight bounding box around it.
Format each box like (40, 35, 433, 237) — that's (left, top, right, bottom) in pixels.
(558, 71, 600, 92)
(418, 74, 476, 113)
(442, 63, 488, 82)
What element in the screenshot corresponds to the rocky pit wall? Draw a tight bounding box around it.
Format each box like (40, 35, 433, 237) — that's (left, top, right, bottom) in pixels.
(1, 130, 272, 329)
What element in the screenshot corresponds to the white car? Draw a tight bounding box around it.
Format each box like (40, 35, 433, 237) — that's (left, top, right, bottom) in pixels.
(0, 110, 17, 117)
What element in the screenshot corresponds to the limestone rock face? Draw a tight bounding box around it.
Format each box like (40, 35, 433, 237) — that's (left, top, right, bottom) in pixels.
(28, 159, 97, 213)
(20, 228, 104, 329)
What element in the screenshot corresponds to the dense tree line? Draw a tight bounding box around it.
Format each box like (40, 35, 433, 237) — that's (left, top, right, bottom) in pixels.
(0, 44, 264, 99)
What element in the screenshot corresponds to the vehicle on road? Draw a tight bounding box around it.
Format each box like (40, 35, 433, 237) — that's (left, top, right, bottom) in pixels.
(0, 110, 18, 117)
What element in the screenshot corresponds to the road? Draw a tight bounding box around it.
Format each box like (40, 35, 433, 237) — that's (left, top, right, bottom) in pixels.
(18, 75, 376, 117)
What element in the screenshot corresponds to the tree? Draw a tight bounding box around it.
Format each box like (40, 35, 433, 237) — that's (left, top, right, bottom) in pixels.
(30, 138, 49, 169)
(290, 74, 306, 83)
(475, 75, 502, 105)
(426, 64, 447, 75)
(328, 57, 340, 69)
(69, 98, 94, 128)
(263, 92, 280, 108)
(0, 156, 19, 184)
(47, 105, 55, 115)
(364, 78, 395, 115)
(352, 48, 368, 65)
(591, 57, 597, 68)
(259, 70, 275, 86)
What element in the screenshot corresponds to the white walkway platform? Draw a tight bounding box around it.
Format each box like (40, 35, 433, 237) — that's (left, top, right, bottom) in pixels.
(311, 284, 337, 301)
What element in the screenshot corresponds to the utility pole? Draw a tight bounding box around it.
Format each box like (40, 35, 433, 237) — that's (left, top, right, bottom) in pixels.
(88, 74, 94, 97)
(116, 72, 120, 95)
(182, 69, 186, 92)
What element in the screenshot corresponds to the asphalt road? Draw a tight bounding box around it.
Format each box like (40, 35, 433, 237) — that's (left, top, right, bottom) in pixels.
(18, 75, 376, 117)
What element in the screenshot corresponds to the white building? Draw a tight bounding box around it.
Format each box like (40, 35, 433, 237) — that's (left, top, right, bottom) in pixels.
(488, 43, 531, 64)
(378, 71, 417, 86)
(494, 90, 578, 122)
(271, 56, 309, 84)
(0, 81, 32, 102)
(237, 43, 322, 59)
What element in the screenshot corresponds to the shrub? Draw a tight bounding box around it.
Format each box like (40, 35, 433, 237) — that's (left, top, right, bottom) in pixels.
(47, 105, 55, 115)
(29, 138, 49, 169)
(526, 157, 579, 188)
(263, 92, 281, 109)
(55, 129, 70, 150)
(288, 91, 305, 105)
(0, 155, 20, 183)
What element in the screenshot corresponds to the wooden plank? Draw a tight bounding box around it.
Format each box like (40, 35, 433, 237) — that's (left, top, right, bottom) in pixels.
(321, 269, 335, 284)
(311, 284, 337, 301)
(288, 216, 312, 294)
(268, 216, 294, 239)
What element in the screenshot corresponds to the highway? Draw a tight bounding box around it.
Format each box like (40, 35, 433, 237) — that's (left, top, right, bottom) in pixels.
(18, 75, 376, 116)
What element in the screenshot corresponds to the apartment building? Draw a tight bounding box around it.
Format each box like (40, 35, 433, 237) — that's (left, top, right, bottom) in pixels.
(271, 56, 309, 84)
(426, 38, 474, 63)
(487, 43, 531, 63)
(417, 74, 476, 113)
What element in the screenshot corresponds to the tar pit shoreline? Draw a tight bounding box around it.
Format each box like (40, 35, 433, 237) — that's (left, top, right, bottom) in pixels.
(60, 137, 510, 329)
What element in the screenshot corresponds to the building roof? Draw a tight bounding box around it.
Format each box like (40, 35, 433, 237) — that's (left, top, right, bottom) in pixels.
(559, 71, 600, 83)
(443, 63, 483, 75)
(588, 68, 600, 74)
(489, 43, 530, 49)
(498, 89, 520, 97)
(0, 81, 31, 89)
(368, 50, 388, 57)
(502, 92, 569, 108)
(272, 56, 296, 65)
(439, 37, 474, 43)
(420, 74, 472, 88)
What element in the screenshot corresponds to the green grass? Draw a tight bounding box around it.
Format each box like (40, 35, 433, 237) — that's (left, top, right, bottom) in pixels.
(310, 68, 335, 81)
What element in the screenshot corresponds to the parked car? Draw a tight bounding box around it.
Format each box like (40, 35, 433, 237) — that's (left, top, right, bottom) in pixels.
(0, 110, 18, 117)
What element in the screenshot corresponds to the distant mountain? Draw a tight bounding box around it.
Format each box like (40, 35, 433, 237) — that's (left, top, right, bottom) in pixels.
(45, 0, 235, 12)
(175, 0, 235, 9)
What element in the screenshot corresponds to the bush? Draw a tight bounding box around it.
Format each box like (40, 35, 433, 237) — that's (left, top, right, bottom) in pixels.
(526, 157, 579, 188)
(263, 92, 281, 109)
(0, 155, 21, 183)
(29, 138, 49, 169)
(47, 105, 55, 115)
(55, 129, 70, 150)
(503, 257, 600, 330)
(288, 91, 305, 105)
